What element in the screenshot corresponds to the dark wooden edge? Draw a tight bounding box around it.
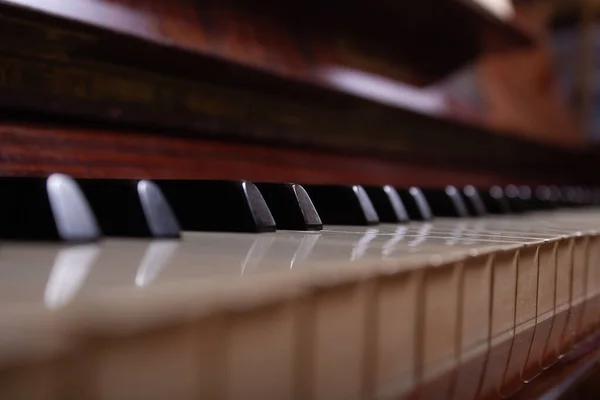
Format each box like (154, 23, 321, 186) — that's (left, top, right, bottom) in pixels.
(2, 85, 598, 181)
(0, 0, 533, 86)
(0, 120, 597, 186)
(0, 1, 322, 95)
(0, 47, 592, 184)
(511, 330, 600, 400)
(0, 0, 545, 174)
(456, 0, 534, 50)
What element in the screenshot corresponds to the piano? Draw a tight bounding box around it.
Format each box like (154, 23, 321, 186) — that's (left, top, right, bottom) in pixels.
(0, 1, 599, 399)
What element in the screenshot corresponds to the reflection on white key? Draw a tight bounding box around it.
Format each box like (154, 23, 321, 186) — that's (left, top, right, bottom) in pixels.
(290, 233, 321, 269)
(240, 236, 276, 275)
(135, 240, 180, 287)
(351, 228, 379, 261)
(446, 222, 468, 246)
(44, 244, 101, 310)
(409, 224, 432, 247)
(461, 221, 487, 245)
(382, 225, 408, 258)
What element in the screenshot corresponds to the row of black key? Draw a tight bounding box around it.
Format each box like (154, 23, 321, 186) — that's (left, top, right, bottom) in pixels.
(0, 174, 595, 242)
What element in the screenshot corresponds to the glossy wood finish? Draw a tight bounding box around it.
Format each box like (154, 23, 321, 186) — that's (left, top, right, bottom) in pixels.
(0, 0, 532, 87)
(511, 330, 600, 400)
(475, 2, 583, 147)
(0, 0, 536, 158)
(0, 121, 508, 185)
(0, 121, 598, 185)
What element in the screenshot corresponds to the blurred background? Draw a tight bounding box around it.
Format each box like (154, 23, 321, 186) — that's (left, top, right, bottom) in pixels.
(436, 0, 598, 148)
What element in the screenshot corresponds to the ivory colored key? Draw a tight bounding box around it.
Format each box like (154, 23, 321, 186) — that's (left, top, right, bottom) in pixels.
(0, 209, 599, 399)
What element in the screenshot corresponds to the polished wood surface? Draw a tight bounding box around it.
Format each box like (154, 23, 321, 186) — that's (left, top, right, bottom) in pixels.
(0, 0, 583, 167)
(0, 121, 514, 185)
(474, 2, 583, 147)
(0, 0, 582, 154)
(0, 0, 532, 86)
(0, 120, 598, 185)
(0, 0, 537, 159)
(512, 331, 600, 400)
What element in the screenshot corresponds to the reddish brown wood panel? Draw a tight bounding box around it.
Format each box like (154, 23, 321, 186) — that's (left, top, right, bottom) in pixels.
(511, 330, 600, 400)
(475, 2, 582, 147)
(0, 0, 531, 87)
(567, 366, 600, 399)
(0, 122, 538, 186)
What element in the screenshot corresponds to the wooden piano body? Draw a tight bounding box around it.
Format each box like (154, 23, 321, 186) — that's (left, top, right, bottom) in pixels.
(0, 0, 599, 399)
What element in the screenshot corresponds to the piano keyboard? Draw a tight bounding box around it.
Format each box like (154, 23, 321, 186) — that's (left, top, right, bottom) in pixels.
(0, 177, 599, 399)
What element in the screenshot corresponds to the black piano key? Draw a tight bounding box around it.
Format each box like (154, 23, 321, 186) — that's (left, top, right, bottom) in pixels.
(515, 185, 536, 211)
(363, 185, 409, 223)
(0, 174, 100, 242)
(534, 185, 560, 210)
(156, 180, 276, 233)
(422, 186, 469, 218)
(572, 186, 589, 207)
(480, 186, 511, 214)
(592, 188, 600, 206)
(559, 186, 580, 207)
(548, 186, 563, 208)
(77, 179, 180, 238)
(397, 187, 433, 221)
(532, 185, 551, 210)
(581, 187, 594, 206)
(302, 185, 379, 225)
(505, 184, 527, 213)
(462, 185, 487, 216)
(557, 186, 569, 207)
(255, 183, 322, 231)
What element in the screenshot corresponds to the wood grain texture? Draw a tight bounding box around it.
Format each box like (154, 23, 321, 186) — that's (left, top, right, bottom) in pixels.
(0, 0, 575, 165)
(0, 0, 532, 86)
(0, 122, 509, 185)
(0, 1, 538, 170)
(0, 121, 595, 186)
(0, 0, 588, 185)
